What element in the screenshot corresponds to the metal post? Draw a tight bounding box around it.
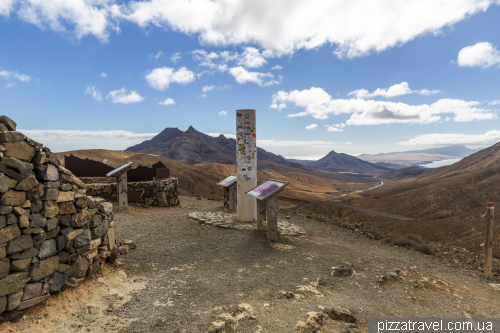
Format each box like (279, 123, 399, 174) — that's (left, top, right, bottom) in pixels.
(485, 202, 494, 278)
(236, 109, 257, 221)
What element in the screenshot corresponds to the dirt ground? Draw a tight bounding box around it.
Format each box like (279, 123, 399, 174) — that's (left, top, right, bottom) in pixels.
(2, 196, 500, 333)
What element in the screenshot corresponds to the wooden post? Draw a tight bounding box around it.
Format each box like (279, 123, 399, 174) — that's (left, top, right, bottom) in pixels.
(257, 199, 267, 230)
(117, 172, 128, 210)
(267, 195, 278, 241)
(223, 187, 229, 209)
(484, 202, 494, 278)
(229, 183, 237, 212)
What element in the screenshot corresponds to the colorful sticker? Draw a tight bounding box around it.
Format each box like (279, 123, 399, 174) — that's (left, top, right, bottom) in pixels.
(245, 114, 249, 119)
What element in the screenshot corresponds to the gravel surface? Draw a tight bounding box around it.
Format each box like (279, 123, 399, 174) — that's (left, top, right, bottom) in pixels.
(3, 196, 499, 333)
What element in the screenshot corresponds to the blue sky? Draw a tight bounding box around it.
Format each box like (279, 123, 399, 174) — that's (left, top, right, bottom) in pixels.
(1, 0, 500, 160)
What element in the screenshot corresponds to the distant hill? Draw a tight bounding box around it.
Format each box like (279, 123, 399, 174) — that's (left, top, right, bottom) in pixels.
(380, 167, 435, 180)
(358, 145, 481, 168)
(287, 159, 313, 164)
(307, 150, 391, 175)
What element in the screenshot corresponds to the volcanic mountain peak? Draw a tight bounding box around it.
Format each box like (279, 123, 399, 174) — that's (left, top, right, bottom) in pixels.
(307, 149, 390, 175)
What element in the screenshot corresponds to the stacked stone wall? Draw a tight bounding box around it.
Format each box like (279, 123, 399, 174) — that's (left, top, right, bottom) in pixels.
(0, 116, 119, 321)
(85, 179, 180, 207)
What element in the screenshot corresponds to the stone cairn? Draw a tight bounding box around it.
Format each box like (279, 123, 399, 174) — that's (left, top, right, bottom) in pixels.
(0, 116, 122, 322)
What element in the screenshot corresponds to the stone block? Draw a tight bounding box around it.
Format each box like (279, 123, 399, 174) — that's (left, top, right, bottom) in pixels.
(56, 236, 67, 251)
(88, 238, 101, 251)
(107, 227, 116, 251)
(21, 199, 30, 208)
(42, 187, 59, 201)
(66, 256, 88, 279)
(0, 190, 26, 207)
(32, 152, 48, 165)
(56, 191, 74, 202)
(58, 201, 76, 215)
(18, 212, 29, 228)
(0, 272, 29, 297)
(65, 229, 83, 242)
(57, 263, 69, 273)
(0, 157, 32, 175)
(29, 214, 46, 228)
(0, 173, 17, 193)
(10, 258, 31, 272)
(15, 294, 50, 310)
(75, 196, 90, 208)
(58, 214, 71, 227)
(71, 210, 91, 228)
(0, 258, 9, 279)
(156, 192, 168, 207)
(21, 283, 42, 301)
(29, 255, 59, 281)
(59, 173, 72, 183)
(12, 206, 25, 216)
(0, 116, 16, 131)
(58, 251, 69, 263)
(6, 213, 17, 225)
(14, 176, 38, 192)
(32, 233, 47, 247)
(44, 201, 59, 218)
(0, 224, 21, 245)
(3, 141, 36, 162)
(43, 181, 60, 189)
(91, 219, 109, 240)
(0, 296, 5, 315)
(0, 247, 5, 260)
(0, 205, 12, 214)
(0, 131, 24, 142)
(38, 239, 57, 260)
(99, 202, 113, 215)
(49, 272, 68, 292)
(6, 289, 23, 311)
(26, 184, 44, 201)
(6, 235, 33, 254)
(76, 244, 89, 255)
(87, 257, 101, 277)
(60, 183, 72, 191)
(46, 226, 59, 239)
(36, 164, 59, 181)
(74, 229, 91, 248)
(18, 247, 39, 259)
(45, 217, 57, 231)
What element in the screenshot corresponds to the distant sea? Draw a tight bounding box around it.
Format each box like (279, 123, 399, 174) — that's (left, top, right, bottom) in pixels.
(420, 158, 462, 168)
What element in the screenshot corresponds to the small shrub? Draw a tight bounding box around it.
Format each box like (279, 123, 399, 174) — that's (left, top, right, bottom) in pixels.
(371, 231, 385, 240)
(404, 234, 424, 244)
(392, 237, 417, 248)
(391, 231, 400, 239)
(414, 243, 436, 255)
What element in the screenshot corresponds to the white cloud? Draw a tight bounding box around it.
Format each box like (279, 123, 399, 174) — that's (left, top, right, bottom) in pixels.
(490, 100, 500, 105)
(106, 88, 144, 104)
(202, 85, 214, 92)
(305, 124, 318, 130)
(149, 50, 164, 60)
(4, 1, 499, 59)
(229, 67, 280, 87)
(271, 65, 282, 70)
(0, 68, 31, 82)
(159, 98, 175, 105)
(219, 111, 227, 116)
(85, 85, 103, 102)
(100, 72, 108, 78)
(236, 47, 267, 68)
(145, 67, 195, 90)
(205, 132, 236, 139)
(192, 47, 267, 70)
(326, 123, 345, 132)
(199, 94, 207, 98)
(18, 129, 157, 152)
(348, 82, 440, 99)
(397, 130, 500, 146)
(457, 42, 500, 68)
(171, 52, 181, 63)
(272, 87, 495, 125)
(5, 82, 16, 88)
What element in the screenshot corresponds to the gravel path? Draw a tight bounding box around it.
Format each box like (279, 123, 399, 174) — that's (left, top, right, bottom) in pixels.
(3, 196, 499, 333)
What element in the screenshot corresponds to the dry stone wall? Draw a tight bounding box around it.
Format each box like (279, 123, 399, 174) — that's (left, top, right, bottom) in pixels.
(0, 116, 119, 322)
(86, 179, 180, 207)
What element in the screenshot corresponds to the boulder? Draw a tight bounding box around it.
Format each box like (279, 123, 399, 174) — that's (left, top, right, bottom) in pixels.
(0, 131, 24, 142)
(38, 239, 57, 260)
(36, 164, 59, 181)
(0, 116, 16, 131)
(3, 141, 36, 162)
(56, 191, 74, 202)
(0, 157, 33, 175)
(0, 190, 26, 206)
(0, 173, 17, 193)
(6, 289, 23, 311)
(29, 214, 46, 228)
(58, 201, 76, 215)
(71, 210, 91, 228)
(21, 283, 42, 301)
(6, 235, 33, 254)
(0, 224, 21, 245)
(0, 272, 29, 297)
(66, 256, 88, 279)
(44, 201, 59, 218)
(29, 255, 59, 281)
(0, 259, 9, 279)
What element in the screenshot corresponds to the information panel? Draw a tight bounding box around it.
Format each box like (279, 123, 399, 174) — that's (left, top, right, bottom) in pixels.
(246, 180, 288, 201)
(217, 175, 237, 187)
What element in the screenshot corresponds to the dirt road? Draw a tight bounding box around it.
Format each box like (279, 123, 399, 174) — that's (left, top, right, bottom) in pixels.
(2, 196, 499, 333)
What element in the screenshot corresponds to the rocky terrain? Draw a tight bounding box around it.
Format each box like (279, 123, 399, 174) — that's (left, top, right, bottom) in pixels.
(1, 197, 499, 333)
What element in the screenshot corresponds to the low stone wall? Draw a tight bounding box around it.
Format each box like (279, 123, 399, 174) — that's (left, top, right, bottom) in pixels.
(86, 178, 180, 207)
(0, 116, 120, 322)
(80, 177, 114, 184)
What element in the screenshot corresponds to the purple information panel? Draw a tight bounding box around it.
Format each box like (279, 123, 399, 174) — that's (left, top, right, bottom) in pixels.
(217, 175, 237, 187)
(246, 180, 286, 200)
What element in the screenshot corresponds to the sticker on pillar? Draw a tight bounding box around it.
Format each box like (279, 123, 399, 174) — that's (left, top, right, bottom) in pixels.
(243, 175, 247, 179)
(252, 133, 255, 137)
(248, 166, 252, 171)
(237, 112, 242, 116)
(242, 168, 246, 171)
(245, 114, 249, 119)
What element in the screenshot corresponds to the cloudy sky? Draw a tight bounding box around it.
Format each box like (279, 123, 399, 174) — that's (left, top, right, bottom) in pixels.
(1, 0, 500, 159)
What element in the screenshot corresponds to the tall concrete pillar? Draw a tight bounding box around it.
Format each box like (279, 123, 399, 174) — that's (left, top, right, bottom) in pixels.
(236, 109, 257, 221)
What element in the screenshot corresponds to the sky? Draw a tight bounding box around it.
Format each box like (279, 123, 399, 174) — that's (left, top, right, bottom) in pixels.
(1, 0, 500, 160)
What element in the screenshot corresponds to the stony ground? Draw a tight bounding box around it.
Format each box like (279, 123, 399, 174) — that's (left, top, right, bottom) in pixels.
(1, 196, 500, 333)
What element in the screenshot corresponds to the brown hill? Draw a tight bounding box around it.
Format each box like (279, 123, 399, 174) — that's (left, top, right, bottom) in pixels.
(307, 150, 391, 175)
(56, 149, 377, 207)
(380, 167, 435, 180)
